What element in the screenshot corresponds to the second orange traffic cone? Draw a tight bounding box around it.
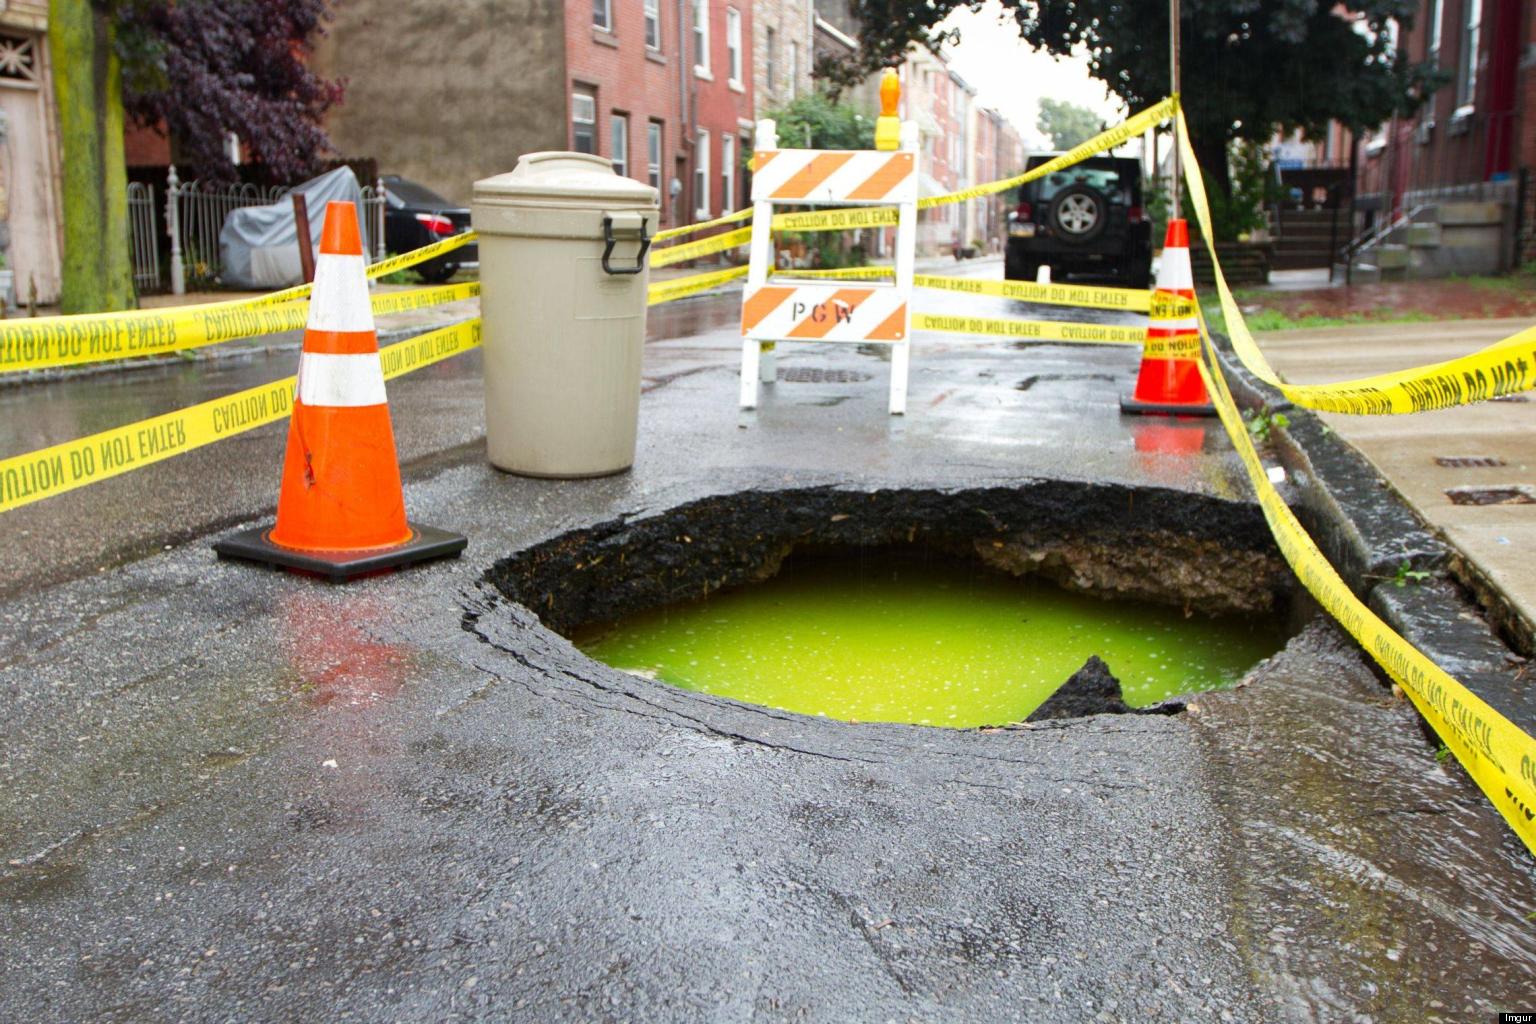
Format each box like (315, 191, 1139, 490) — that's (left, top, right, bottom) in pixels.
(1120, 219, 1215, 416)
(214, 200, 465, 581)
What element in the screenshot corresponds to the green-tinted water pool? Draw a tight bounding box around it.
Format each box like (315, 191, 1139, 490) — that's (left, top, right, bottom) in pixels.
(577, 553, 1286, 727)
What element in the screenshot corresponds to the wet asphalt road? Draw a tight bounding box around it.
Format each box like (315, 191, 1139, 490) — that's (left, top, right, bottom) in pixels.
(4, 258, 1536, 1022)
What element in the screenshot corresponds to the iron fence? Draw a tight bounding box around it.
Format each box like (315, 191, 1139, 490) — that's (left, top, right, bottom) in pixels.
(126, 181, 161, 293)
(134, 167, 388, 295)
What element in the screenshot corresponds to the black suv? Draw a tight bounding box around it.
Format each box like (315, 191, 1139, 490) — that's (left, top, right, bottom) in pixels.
(1004, 155, 1152, 288)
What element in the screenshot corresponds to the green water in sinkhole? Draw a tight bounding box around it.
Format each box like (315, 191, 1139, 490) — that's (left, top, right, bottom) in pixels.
(576, 552, 1286, 727)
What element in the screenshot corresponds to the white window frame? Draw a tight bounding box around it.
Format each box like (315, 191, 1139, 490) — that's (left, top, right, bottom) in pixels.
(647, 122, 663, 190)
(726, 8, 743, 89)
(721, 134, 735, 213)
(1426, 0, 1442, 63)
(765, 26, 777, 94)
(643, 0, 661, 49)
(593, 0, 611, 32)
(572, 89, 597, 154)
(694, 129, 711, 219)
(611, 114, 629, 178)
(1455, 0, 1481, 116)
(693, 0, 712, 78)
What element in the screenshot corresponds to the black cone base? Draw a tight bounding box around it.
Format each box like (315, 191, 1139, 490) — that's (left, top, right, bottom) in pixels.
(1119, 394, 1217, 417)
(213, 522, 466, 582)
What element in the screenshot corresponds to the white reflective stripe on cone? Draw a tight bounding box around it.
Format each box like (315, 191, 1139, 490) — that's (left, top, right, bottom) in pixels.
(1149, 316, 1201, 332)
(297, 352, 388, 407)
(1157, 247, 1194, 290)
(306, 253, 375, 333)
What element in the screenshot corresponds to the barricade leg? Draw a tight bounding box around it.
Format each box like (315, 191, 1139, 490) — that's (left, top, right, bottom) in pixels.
(889, 341, 909, 415)
(740, 338, 761, 408)
(759, 341, 776, 384)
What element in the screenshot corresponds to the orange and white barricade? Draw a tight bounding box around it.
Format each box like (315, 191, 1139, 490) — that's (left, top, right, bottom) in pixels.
(739, 112, 918, 414)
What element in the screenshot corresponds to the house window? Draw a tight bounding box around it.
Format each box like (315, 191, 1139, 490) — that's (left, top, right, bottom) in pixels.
(765, 27, 776, 93)
(611, 114, 629, 178)
(693, 0, 710, 76)
(726, 8, 743, 87)
(1455, 0, 1481, 112)
(648, 121, 664, 191)
(787, 41, 799, 98)
(644, 0, 660, 49)
(694, 129, 711, 219)
(721, 134, 735, 212)
(1426, 0, 1442, 63)
(572, 88, 596, 153)
(593, 0, 611, 32)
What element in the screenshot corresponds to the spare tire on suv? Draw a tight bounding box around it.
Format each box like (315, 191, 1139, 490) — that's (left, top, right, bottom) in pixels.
(1048, 183, 1108, 242)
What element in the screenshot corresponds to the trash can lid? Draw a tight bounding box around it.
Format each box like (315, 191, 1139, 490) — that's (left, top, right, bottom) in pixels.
(474, 152, 658, 208)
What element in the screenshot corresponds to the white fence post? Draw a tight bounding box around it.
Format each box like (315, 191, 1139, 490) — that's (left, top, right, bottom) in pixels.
(166, 165, 185, 295)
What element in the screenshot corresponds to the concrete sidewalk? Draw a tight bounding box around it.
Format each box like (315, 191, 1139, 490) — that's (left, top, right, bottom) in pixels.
(1258, 317, 1536, 650)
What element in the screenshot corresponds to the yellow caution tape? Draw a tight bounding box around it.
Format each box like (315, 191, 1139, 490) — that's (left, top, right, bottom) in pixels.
(771, 206, 902, 233)
(916, 274, 1153, 312)
(920, 97, 1178, 209)
(649, 227, 755, 268)
(0, 319, 481, 514)
(652, 207, 754, 244)
(0, 281, 480, 374)
(1197, 319, 1536, 856)
(647, 265, 749, 305)
(915, 312, 1143, 345)
(247, 231, 480, 308)
(772, 266, 896, 280)
(1178, 112, 1536, 413)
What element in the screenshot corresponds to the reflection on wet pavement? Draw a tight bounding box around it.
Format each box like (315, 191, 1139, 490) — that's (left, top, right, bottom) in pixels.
(1195, 620, 1536, 1022)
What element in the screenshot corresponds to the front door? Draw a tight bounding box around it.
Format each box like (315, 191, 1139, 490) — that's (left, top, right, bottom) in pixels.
(0, 30, 64, 305)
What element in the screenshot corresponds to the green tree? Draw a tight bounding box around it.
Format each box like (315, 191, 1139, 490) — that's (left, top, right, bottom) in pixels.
(819, 1, 1437, 238)
(763, 93, 874, 152)
(51, 0, 135, 314)
(1036, 98, 1102, 150)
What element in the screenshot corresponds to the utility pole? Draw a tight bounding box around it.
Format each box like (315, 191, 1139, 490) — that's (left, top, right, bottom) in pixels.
(1170, 0, 1181, 222)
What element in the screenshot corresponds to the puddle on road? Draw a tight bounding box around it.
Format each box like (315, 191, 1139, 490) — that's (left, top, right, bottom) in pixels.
(576, 551, 1285, 727)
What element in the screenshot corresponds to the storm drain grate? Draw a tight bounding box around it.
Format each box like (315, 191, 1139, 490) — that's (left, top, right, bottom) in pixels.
(1445, 485, 1536, 506)
(778, 367, 874, 384)
(1493, 394, 1530, 403)
(1435, 455, 1508, 468)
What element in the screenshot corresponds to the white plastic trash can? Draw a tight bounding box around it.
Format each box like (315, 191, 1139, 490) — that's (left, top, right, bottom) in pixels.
(472, 152, 659, 477)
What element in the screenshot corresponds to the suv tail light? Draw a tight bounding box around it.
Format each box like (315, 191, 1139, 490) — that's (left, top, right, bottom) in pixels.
(1013, 201, 1033, 221)
(1128, 205, 1145, 223)
(415, 213, 456, 235)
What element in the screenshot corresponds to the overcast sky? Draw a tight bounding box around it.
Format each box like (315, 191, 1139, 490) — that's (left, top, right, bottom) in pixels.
(936, 1, 1128, 150)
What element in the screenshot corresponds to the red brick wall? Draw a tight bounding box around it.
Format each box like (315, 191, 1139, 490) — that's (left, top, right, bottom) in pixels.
(124, 124, 171, 167)
(691, 0, 754, 219)
(565, 0, 685, 224)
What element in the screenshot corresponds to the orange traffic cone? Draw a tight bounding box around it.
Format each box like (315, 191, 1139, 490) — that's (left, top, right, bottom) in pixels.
(1120, 219, 1215, 416)
(214, 201, 465, 581)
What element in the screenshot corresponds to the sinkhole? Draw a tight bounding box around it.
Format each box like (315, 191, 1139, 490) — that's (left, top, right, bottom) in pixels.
(484, 485, 1302, 728)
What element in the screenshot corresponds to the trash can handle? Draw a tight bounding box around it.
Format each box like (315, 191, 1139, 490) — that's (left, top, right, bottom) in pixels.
(601, 214, 651, 276)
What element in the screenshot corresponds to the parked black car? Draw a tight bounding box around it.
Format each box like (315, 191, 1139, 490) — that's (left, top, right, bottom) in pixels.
(382, 175, 477, 283)
(1004, 155, 1152, 288)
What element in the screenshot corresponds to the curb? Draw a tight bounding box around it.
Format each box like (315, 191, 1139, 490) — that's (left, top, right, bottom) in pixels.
(1211, 333, 1534, 736)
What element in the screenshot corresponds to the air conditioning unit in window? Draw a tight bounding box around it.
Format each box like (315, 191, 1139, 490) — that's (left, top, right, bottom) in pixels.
(1415, 118, 1434, 144)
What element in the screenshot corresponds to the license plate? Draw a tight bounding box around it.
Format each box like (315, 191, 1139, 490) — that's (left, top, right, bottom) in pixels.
(1009, 223, 1036, 238)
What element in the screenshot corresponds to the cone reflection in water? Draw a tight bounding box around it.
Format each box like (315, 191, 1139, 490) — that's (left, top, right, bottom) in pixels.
(1121, 219, 1215, 416)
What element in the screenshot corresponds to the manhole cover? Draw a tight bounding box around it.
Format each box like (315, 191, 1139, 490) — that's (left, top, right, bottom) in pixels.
(778, 367, 874, 384)
(1445, 485, 1536, 506)
(1435, 455, 1508, 468)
